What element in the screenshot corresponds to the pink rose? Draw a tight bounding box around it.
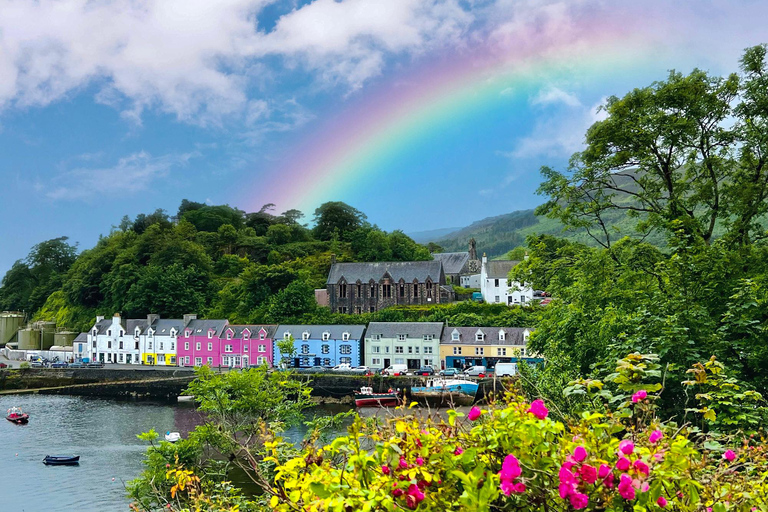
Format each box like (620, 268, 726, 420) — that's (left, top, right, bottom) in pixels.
(631, 389, 647, 403)
(559, 483, 572, 499)
(619, 439, 635, 455)
(393, 488, 404, 497)
(500, 454, 522, 480)
(579, 464, 597, 484)
(512, 482, 526, 494)
(598, 464, 612, 479)
(616, 456, 631, 471)
(415, 457, 424, 466)
(633, 460, 649, 475)
(500, 480, 515, 496)
(382, 465, 391, 475)
(657, 496, 668, 508)
(569, 492, 589, 509)
(618, 473, 635, 500)
(454, 446, 463, 456)
(527, 399, 549, 419)
(399, 458, 408, 469)
(559, 465, 577, 486)
(723, 450, 736, 461)
(573, 446, 588, 462)
(649, 430, 663, 444)
(603, 472, 615, 489)
(468, 406, 482, 421)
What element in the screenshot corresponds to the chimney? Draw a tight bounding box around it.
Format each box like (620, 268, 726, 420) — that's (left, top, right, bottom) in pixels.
(482, 253, 488, 264)
(330, 254, 337, 265)
(111, 313, 121, 331)
(96, 315, 105, 323)
(184, 314, 197, 326)
(147, 314, 160, 326)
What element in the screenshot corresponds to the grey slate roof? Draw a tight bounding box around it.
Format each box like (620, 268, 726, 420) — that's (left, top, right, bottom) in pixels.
(186, 319, 229, 337)
(485, 260, 521, 279)
(441, 326, 531, 346)
(127, 319, 149, 335)
(327, 261, 443, 284)
(276, 325, 366, 340)
(365, 322, 444, 339)
(432, 252, 470, 275)
(223, 325, 277, 338)
(91, 319, 114, 335)
(150, 319, 184, 335)
(74, 332, 88, 343)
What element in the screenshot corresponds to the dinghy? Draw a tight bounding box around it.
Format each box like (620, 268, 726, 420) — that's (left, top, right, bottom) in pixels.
(43, 455, 80, 466)
(6, 407, 29, 424)
(165, 431, 181, 442)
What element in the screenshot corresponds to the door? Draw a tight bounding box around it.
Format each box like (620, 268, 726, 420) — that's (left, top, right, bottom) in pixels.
(407, 359, 420, 369)
(234, 356, 241, 367)
(314, 357, 321, 367)
(126, 354, 132, 364)
(384, 358, 390, 368)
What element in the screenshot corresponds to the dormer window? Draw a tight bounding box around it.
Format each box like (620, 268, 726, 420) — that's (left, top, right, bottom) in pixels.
(107, 329, 111, 336)
(92, 328, 97, 336)
(226, 330, 233, 340)
(283, 332, 291, 340)
(135, 327, 141, 336)
(302, 331, 310, 341)
(451, 330, 460, 341)
(322, 332, 330, 341)
(185, 330, 191, 338)
(397, 334, 406, 341)
(499, 330, 506, 341)
(475, 331, 485, 342)
(148, 329, 154, 338)
(170, 328, 177, 338)
(259, 329, 266, 340)
(342, 332, 350, 341)
(243, 329, 250, 340)
(208, 330, 214, 339)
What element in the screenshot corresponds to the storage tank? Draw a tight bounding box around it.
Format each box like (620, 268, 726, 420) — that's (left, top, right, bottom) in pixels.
(0, 312, 25, 346)
(17, 328, 41, 350)
(38, 321, 56, 350)
(54, 331, 77, 347)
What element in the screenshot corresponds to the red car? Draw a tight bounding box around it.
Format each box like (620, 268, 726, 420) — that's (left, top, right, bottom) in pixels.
(0, 362, 8, 368)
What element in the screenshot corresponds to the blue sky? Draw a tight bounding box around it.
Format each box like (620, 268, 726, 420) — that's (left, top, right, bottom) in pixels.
(1, 0, 767, 275)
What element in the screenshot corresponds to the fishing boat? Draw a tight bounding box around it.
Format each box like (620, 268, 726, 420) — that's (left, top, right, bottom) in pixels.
(354, 386, 400, 408)
(410, 378, 479, 406)
(43, 455, 80, 466)
(6, 407, 29, 424)
(165, 431, 181, 442)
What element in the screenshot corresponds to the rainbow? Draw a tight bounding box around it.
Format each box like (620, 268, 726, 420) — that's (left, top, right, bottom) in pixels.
(249, 16, 662, 214)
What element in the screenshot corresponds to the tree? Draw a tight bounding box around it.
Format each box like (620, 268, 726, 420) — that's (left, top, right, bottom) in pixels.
(312, 201, 367, 241)
(276, 335, 297, 367)
(266, 280, 317, 322)
(538, 46, 768, 249)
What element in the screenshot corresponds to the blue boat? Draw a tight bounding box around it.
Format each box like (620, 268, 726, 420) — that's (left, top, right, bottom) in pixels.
(410, 378, 478, 406)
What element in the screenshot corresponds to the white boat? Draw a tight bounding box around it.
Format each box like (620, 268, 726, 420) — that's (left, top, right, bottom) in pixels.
(177, 395, 195, 402)
(165, 431, 181, 442)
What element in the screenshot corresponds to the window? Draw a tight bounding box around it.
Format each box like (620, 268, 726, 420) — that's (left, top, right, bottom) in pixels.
(475, 332, 485, 342)
(399, 283, 405, 297)
(226, 330, 232, 340)
(119, 341, 123, 349)
(107, 329, 111, 336)
(207, 357, 213, 365)
(342, 332, 350, 341)
(321, 344, 330, 354)
(322, 358, 331, 366)
(196, 342, 201, 351)
(370, 306, 375, 313)
(92, 340, 96, 348)
(370, 283, 376, 297)
(185, 330, 191, 338)
(397, 334, 406, 341)
(339, 357, 351, 365)
(159, 342, 163, 350)
(301, 344, 310, 354)
(424, 346, 433, 354)
(170, 342, 174, 350)
(415, 346, 420, 354)
(372, 357, 381, 365)
(395, 346, 404, 354)
(338, 307, 347, 314)
(185, 356, 190, 364)
(413, 283, 418, 296)
(225, 345, 233, 353)
(340, 345, 352, 354)
(382, 284, 392, 298)
(499, 331, 506, 341)
(372, 346, 380, 353)
(423, 334, 433, 341)
(451, 331, 460, 341)
(385, 346, 390, 353)
(339, 283, 347, 298)
(243, 330, 250, 340)
(301, 357, 310, 367)
(207, 342, 213, 351)
(284, 332, 291, 340)
(208, 330, 213, 339)
(322, 332, 330, 341)
(355, 306, 362, 314)
(453, 347, 462, 355)
(494, 279, 500, 287)
(302, 332, 310, 341)
(135, 340, 139, 350)
(395, 358, 404, 364)
(495, 296, 500, 303)
(119, 354, 124, 363)
(475, 347, 484, 355)
(357, 284, 362, 297)
(185, 342, 189, 350)
(195, 357, 202, 366)
(107, 353, 112, 362)
(259, 330, 266, 340)
(521, 296, 526, 303)
(243, 345, 248, 352)
(257, 356, 266, 365)
(107, 340, 112, 349)
(408, 346, 413, 354)
(256, 344, 264, 352)
(170, 356, 176, 364)
(497, 348, 507, 356)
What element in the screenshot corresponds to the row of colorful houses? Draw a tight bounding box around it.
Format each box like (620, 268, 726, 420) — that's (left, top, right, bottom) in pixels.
(75, 313, 538, 371)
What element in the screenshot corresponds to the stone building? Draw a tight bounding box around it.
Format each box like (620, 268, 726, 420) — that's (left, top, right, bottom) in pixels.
(326, 260, 451, 313)
(432, 238, 482, 286)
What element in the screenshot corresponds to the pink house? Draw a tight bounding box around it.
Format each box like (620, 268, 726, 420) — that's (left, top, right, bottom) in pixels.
(220, 325, 276, 368)
(178, 318, 229, 368)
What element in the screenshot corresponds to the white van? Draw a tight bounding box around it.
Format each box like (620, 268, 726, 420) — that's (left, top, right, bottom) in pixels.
(494, 362, 518, 377)
(463, 365, 487, 377)
(382, 364, 408, 376)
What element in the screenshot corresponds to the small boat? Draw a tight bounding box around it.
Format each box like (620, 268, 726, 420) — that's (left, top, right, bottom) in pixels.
(6, 407, 29, 424)
(410, 378, 479, 407)
(165, 431, 181, 442)
(354, 386, 400, 408)
(43, 455, 80, 466)
(177, 395, 195, 402)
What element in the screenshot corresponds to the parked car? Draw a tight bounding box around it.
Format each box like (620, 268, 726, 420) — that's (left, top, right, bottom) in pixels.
(69, 362, 85, 368)
(439, 368, 459, 377)
(462, 365, 487, 377)
(297, 366, 327, 374)
(413, 366, 435, 376)
(493, 362, 518, 377)
(381, 364, 408, 376)
(331, 363, 352, 372)
(30, 361, 45, 368)
(349, 366, 371, 375)
(0, 362, 8, 368)
(51, 361, 68, 368)
(87, 361, 105, 368)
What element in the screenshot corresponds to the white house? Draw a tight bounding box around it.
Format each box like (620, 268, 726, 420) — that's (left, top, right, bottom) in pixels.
(363, 322, 443, 370)
(139, 315, 181, 366)
(480, 255, 533, 305)
(87, 313, 142, 364)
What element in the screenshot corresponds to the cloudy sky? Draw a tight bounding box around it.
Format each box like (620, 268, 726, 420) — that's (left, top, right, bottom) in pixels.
(1, 0, 767, 274)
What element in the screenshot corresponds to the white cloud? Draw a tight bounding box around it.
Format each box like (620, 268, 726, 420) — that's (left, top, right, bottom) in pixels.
(46, 151, 199, 200)
(531, 86, 581, 107)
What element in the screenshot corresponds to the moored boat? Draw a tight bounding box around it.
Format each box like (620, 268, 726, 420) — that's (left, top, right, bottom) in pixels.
(165, 431, 181, 442)
(43, 455, 80, 466)
(6, 407, 29, 424)
(410, 378, 478, 407)
(354, 386, 400, 408)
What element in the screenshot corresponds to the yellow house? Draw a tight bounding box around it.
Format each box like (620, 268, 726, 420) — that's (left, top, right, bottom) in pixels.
(439, 326, 537, 370)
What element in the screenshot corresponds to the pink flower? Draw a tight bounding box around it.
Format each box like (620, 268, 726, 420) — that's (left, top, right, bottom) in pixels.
(649, 430, 663, 444)
(573, 446, 588, 462)
(393, 488, 404, 497)
(415, 457, 424, 466)
(633, 460, 650, 475)
(406, 484, 425, 508)
(500, 480, 526, 496)
(657, 496, 668, 508)
(654, 451, 665, 462)
(569, 492, 589, 509)
(632, 390, 647, 403)
(619, 439, 635, 455)
(382, 465, 391, 475)
(598, 464, 612, 479)
(618, 473, 636, 500)
(500, 454, 522, 480)
(641, 483, 650, 492)
(603, 472, 615, 489)
(723, 450, 736, 461)
(559, 483, 572, 499)
(616, 456, 631, 471)
(579, 464, 597, 484)
(559, 465, 577, 486)
(513, 482, 526, 494)
(399, 458, 408, 469)
(527, 399, 549, 419)
(454, 446, 464, 456)
(468, 406, 482, 421)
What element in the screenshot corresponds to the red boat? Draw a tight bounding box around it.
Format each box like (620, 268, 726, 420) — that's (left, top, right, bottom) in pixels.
(354, 386, 400, 408)
(6, 407, 29, 424)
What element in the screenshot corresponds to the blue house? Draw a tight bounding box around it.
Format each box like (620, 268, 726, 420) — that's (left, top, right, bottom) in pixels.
(274, 325, 366, 368)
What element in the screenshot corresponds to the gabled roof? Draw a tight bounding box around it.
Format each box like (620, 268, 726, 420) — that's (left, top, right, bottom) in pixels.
(485, 260, 521, 279)
(223, 325, 277, 338)
(365, 322, 444, 339)
(276, 325, 366, 340)
(148, 319, 184, 335)
(74, 332, 88, 343)
(431, 252, 470, 275)
(327, 261, 443, 284)
(441, 326, 531, 345)
(185, 319, 229, 337)
(127, 319, 150, 335)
